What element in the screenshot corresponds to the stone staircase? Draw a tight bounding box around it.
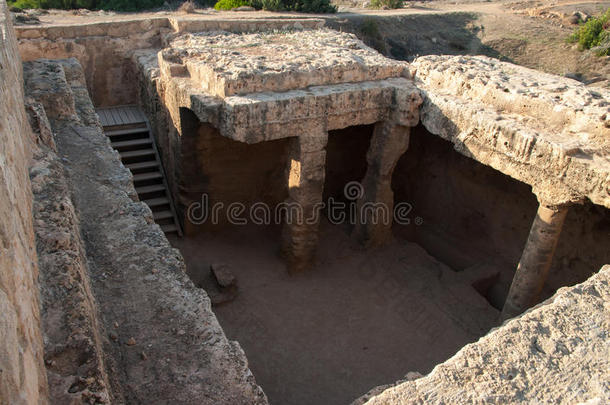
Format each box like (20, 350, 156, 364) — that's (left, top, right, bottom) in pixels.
(96, 105, 182, 236)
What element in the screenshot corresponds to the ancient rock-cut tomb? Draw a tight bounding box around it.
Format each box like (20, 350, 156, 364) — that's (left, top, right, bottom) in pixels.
(1, 4, 609, 405)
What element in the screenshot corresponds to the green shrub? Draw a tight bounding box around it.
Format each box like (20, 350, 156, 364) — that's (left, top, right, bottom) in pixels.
(213, 0, 248, 10)
(259, 0, 335, 12)
(291, 0, 335, 13)
(370, 0, 402, 9)
(591, 34, 610, 56)
(260, 0, 281, 10)
(9, 0, 164, 10)
(568, 8, 610, 55)
(8, 0, 42, 10)
(247, 0, 262, 9)
(48, 0, 97, 9)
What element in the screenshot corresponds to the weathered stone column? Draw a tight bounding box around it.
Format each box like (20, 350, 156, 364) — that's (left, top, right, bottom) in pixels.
(353, 121, 410, 247)
(501, 202, 569, 319)
(280, 129, 328, 272)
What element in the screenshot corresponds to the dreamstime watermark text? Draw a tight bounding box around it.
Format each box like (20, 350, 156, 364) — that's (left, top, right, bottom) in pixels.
(186, 181, 423, 226)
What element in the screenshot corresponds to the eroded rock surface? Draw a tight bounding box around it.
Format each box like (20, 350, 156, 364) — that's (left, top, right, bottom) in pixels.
(23, 57, 267, 404)
(412, 55, 610, 208)
(0, 2, 48, 402)
(361, 265, 610, 404)
(162, 30, 410, 97)
(146, 28, 422, 144)
(29, 105, 114, 404)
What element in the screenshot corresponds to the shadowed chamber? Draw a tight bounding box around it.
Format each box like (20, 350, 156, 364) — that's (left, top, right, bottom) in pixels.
(323, 124, 374, 225)
(170, 121, 610, 405)
(392, 124, 610, 309)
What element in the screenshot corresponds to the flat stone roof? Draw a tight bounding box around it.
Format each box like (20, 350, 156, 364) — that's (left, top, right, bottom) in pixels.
(411, 55, 610, 209)
(161, 29, 410, 97)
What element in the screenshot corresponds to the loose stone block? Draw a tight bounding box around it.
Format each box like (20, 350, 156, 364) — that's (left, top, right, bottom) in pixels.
(208, 265, 239, 305)
(211, 263, 237, 288)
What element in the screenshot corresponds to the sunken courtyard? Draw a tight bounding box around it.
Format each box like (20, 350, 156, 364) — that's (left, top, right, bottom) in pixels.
(1, 2, 609, 404)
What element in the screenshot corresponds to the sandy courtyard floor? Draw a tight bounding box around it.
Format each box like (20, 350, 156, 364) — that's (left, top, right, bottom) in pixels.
(169, 221, 499, 405)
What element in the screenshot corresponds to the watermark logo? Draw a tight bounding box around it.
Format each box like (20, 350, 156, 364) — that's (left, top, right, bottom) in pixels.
(343, 181, 364, 200)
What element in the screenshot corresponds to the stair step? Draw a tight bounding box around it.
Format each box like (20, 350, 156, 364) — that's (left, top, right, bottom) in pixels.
(143, 197, 170, 208)
(135, 184, 165, 194)
(112, 138, 152, 149)
(126, 161, 159, 171)
(133, 172, 162, 182)
(105, 127, 149, 137)
(120, 149, 155, 159)
(153, 210, 173, 221)
(103, 109, 182, 237)
(161, 223, 179, 233)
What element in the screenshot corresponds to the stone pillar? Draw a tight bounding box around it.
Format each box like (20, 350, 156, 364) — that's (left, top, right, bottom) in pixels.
(353, 121, 410, 247)
(501, 202, 569, 319)
(280, 129, 328, 273)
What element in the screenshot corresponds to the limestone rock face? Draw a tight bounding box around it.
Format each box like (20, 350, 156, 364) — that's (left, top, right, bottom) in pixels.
(413, 55, 609, 139)
(362, 265, 610, 405)
(412, 55, 610, 208)
(0, 2, 48, 403)
(146, 29, 422, 145)
(29, 116, 114, 404)
(162, 29, 410, 97)
(23, 57, 268, 405)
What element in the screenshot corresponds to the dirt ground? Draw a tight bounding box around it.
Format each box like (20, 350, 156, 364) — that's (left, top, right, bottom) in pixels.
(169, 222, 498, 405)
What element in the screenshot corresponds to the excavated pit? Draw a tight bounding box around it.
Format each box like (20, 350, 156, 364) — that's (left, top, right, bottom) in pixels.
(6, 10, 609, 405)
(140, 27, 609, 405)
(168, 122, 609, 405)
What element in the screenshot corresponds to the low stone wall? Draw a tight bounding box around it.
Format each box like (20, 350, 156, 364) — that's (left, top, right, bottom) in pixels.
(357, 265, 610, 404)
(18, 19, 168, 107)
(0, 1, 48, 403)
(26, 59, 115, 403)
(23, 56, 268, 404)
(15, 16, 325, 107)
